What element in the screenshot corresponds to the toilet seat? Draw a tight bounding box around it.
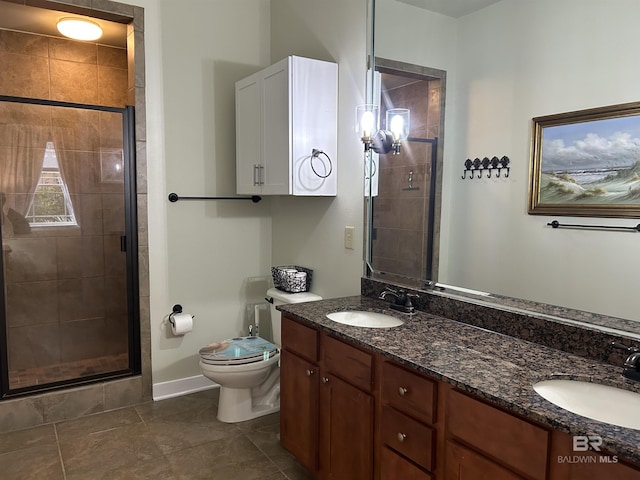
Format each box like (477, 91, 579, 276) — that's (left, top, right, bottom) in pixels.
(199, 336, 278, 366)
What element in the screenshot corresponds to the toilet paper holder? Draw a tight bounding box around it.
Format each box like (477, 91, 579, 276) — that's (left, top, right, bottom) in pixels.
(168, 304, 195, 327)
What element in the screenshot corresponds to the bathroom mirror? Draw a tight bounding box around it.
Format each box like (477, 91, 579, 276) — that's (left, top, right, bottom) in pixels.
(368, 0, 640, 332)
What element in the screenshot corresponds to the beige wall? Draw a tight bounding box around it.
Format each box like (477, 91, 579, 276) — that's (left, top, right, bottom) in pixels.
(149, 0, 273, 386)
(147, 0, 367, 389)
(269, 0, 367, 300)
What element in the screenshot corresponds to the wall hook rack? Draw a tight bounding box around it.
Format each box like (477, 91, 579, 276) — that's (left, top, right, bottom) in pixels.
(462, 156, 510, 179)
(547, 220, 640, 232)
(168, 193, 262, 203)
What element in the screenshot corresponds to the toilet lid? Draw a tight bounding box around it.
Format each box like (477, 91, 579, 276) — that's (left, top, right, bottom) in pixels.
(199, 336, 278, 365)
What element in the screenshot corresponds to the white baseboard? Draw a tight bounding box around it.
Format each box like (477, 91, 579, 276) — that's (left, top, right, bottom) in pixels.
(152, 374, 218, 401)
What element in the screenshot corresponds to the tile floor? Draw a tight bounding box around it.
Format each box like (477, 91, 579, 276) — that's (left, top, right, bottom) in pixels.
(0, 388, 313, 480)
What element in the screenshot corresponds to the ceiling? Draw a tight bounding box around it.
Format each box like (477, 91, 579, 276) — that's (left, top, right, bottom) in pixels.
(396, 0, 502, 18)
(0, 1, 127, 48)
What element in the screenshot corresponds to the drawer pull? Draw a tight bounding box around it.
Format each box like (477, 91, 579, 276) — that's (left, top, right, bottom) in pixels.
(322, 376, 330, 384)
(397, 432, 407, 442)
(398, 386, 408, 396)
(305, 369, 314, 376)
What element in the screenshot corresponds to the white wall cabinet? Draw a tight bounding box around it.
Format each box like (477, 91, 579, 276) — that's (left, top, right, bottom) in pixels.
(236, 55, 338, 196)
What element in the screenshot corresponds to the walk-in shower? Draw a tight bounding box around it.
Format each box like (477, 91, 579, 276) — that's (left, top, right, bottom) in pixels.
(0, 96, 140, 397)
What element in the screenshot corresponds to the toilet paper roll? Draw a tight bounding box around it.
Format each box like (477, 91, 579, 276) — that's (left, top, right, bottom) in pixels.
(170, 312, 193, 335)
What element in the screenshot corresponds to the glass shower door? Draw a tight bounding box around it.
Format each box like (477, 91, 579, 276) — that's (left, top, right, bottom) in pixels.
(0, 97, 139, 395)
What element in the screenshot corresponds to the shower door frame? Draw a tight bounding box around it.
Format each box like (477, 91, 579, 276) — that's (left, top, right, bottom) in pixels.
(0, 95, 140, 398)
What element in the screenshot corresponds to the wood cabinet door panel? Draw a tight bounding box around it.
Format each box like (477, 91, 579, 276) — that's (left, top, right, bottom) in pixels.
(320, 374, 374, 480)
(446, 441, 525, 480)
(280, 350, 319, 473)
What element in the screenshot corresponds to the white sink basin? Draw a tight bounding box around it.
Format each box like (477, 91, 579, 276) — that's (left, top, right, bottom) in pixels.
(326, 311, 404, 328)
(533, 379, 640, 430)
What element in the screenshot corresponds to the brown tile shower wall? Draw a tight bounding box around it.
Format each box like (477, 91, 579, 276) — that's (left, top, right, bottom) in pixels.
(373, 79, 441, 278)
(0, 29, 129, 372)
(0, 29, 128, 106)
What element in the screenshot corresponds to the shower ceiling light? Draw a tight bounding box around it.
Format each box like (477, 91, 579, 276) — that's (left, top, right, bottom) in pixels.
(57, 17, 103, 41)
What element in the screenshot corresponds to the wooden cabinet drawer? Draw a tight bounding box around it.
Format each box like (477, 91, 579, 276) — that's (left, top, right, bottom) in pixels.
(323, 335, 373, 392)
(382, 361, 437, 424)
(447, 389, 549, 480)
(281, 316, 318, 362)
(380, 446, 433, 480)
(381, 406, 435, 471)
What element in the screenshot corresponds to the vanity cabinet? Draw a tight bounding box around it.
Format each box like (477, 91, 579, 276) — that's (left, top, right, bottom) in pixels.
(280, 316, 374, 479)
(280, 315, 640, 480)
(235, 55, 337, 196)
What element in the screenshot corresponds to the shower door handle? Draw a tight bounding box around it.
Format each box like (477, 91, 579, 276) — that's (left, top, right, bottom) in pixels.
(120, 235, 127, 252)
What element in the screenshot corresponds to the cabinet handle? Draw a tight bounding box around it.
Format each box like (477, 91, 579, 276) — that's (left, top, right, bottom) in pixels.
(253, 164, 259, 186)
(305, 369, 314, 376)
(397, 432, 407, 443)
(322, 376, 329, 384)
(258, 164, 264, 185)
(398, 387, 408, 396)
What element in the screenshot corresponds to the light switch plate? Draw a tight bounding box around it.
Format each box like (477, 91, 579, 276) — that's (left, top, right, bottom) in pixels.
(345, 226, 355, 249)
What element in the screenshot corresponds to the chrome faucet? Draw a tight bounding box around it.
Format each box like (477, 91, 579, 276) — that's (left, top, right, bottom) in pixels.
(379, 288, 418, 314)
(612, 342, 640, 382)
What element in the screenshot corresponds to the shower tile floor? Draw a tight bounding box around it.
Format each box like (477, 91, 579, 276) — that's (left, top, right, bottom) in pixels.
(9, 354, 130, 390)
(0, 388, 312, 479)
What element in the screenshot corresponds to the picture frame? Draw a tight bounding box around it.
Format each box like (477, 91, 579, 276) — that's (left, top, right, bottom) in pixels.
(528, 101, 640, 218)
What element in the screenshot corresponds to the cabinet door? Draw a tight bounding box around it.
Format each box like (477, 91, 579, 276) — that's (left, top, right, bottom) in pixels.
(280, 349, 319, 474)
(320, 373, 374, 480)
(235, 73, 261, 194)
(445, 441, 525, 480)
(261, 59, 290, 194)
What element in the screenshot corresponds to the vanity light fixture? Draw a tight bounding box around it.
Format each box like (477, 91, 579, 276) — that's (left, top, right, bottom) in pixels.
(356, 104, 410, 155)
(57, 17, 103, 41)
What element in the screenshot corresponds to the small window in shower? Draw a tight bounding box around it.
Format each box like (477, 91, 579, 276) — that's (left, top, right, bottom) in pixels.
(24, 141, 77, 227)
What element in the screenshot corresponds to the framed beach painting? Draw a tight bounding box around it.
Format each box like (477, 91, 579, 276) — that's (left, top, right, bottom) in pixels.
(528, 102, 640, 218)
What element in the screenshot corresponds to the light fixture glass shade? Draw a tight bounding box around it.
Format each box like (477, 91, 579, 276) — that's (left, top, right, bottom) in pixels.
(386, 108, 410, 154)
(356, 104, 380, 149)
(386, 108, 410, 141)
(57, 18, 103, 41)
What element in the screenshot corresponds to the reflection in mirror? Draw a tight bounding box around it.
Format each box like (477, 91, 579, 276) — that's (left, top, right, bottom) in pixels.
(370, 0, 640, 333)
(367, 59, 445, 285)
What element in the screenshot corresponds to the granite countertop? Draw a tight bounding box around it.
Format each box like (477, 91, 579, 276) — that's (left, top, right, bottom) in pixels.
(278, 295, 640, 464)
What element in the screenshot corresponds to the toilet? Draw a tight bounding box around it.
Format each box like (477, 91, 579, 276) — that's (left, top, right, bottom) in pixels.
(199, 287, 322, 423)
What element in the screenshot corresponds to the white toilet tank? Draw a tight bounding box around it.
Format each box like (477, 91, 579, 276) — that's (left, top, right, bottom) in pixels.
(266, 287, 322, 345)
